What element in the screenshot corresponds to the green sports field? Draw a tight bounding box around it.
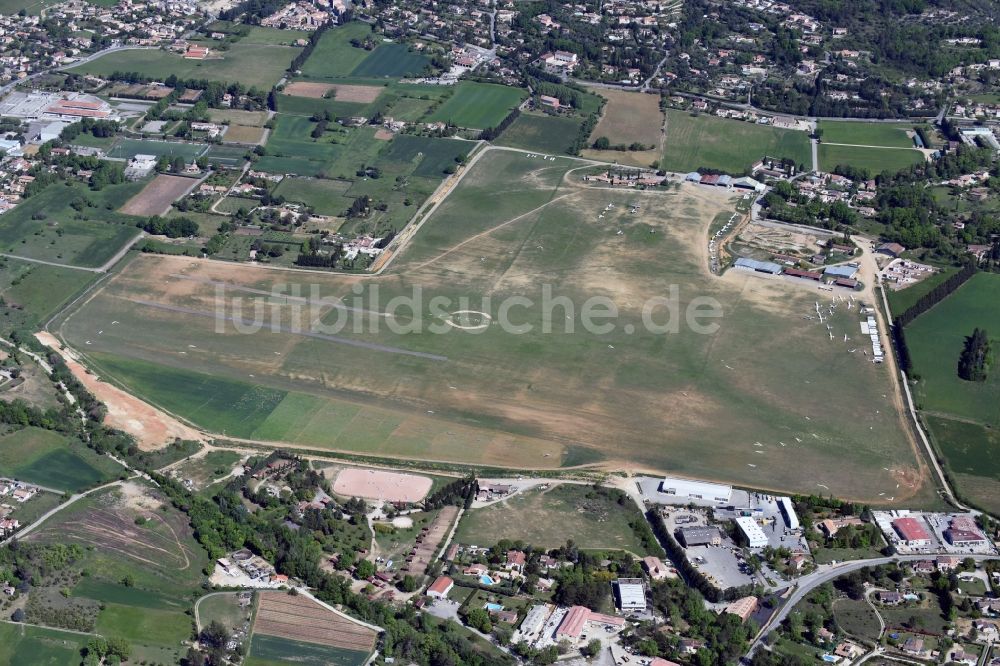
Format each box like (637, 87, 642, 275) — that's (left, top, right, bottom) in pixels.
(661, 109, 812, 173)
(105, 138, 208, 161)
(427, 82, 527, 129)
(66, 41, 301, 90)
(818, 143, 924, 174)
(817, 121, 916, 148)
(55, 149, 927, 503)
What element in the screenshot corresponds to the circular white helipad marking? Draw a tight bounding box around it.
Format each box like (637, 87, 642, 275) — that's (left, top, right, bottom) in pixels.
(444, 310, 492, 330)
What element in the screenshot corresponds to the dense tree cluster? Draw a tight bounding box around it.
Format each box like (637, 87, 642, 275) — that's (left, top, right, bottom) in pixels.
(957, 327, 991, 382)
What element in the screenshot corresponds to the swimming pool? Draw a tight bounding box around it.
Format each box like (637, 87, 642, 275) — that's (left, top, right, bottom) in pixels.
(480, 575, 496, 585)
(484, 602, 503, 611)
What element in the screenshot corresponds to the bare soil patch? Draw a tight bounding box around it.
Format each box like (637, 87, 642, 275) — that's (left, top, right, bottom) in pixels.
(374, 128, 394, 140)
(332, 467, 432, 503)
(254, 591, 377, 651)
(283, 82, 383, 103)
(119, 174, 196, 217)
(36, 332, 205, 450)
(223, 124, 267, 145)
(328, 84, 383, 103)
(30, 486, 195, 571)
(589, 89, 664, 148)
(283, 81, 336, 98)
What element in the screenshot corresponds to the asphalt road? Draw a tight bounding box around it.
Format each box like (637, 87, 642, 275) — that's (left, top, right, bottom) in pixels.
(744, 553, 1000, 662)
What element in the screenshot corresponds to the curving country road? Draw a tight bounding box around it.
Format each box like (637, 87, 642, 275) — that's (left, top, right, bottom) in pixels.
(743, 553, 999, 662)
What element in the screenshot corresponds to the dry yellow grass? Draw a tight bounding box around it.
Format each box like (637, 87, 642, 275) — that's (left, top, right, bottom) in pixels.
(589, 89, 664, 148)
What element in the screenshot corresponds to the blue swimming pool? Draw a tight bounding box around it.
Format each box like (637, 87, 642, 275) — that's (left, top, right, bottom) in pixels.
(484, 602, 503, 611)
(480, 575, 496, 585)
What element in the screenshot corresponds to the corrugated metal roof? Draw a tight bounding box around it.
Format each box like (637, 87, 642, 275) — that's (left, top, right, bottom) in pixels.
(734, 257, 782, 274)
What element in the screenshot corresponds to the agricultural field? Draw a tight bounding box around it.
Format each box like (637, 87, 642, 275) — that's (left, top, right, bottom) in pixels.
(0, 259, 96, 333)
(0, 426, 120, 492)
(588, 89, 663, 148)
(209, 109, 269, 126)
(248, 591, 375, 666)
(496, 113, 583, 155)
(65, 41, 301, 89)
(119, 174, 196, 217)
(198, 592, 251, 636)
(427, 82, 527, 129)
(0, 623, 89, 665)
(223, 124, 268, 145)
(904, 273, 1000, 513)
(272, 176, 352, 215)
(660, 109, 812, 173)
(54, 149, 927, 503)
(455, 484, 661, 554)
(298, 22, 375, 79)
(817, 121, 916, 148)
(818, 143, 924, 174)
(350, 43, 431, 78)
(906, 273, 1000, 426)
(0, 181, 143, 268)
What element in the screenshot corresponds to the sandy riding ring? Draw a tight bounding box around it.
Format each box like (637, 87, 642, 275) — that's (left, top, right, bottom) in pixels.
(443, 309, 492, 331)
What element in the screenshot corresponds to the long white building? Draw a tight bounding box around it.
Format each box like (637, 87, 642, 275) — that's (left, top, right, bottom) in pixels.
(735, 516, 768, 548)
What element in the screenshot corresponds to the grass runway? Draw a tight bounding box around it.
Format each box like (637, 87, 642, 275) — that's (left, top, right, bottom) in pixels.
(55, 150, 925, 502)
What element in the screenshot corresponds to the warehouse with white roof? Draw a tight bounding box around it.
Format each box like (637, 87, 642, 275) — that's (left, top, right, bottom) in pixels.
(659, 476, 732, 503)
(735, 516, 768, 548)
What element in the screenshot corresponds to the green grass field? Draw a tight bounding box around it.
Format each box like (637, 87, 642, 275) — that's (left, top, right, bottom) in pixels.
(818, 143, 924, 175)
(275, 93, 369, 119)
(0, 427, 119, 491)
(904, 273, 1000, 513)
(248, 634, 371, 666)
(833, 597, 882, 643)
(66, 41, 301, 89)
(105, 138, 208, 161)
(299, 23, 374, 79)
(55, 149, 927, 502)
(818, 121, 916, 148)
(0, 259, 97, 333)
(496, 113, 582, 155)
(0, 623, 89, 665)
(351, 43, 431, 78)
(427, 82, 527, 129)
(272, 177, 352, 215)
(0, 181, 142, 268)
(95, 602, 193, 648)
(198, 592, 250, 635)
(907, 273, 1000, 426)
(661, 109, 811, 173)
(454, 484, 661, 554)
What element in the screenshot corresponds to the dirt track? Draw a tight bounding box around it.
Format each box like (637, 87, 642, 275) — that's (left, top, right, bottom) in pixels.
(36, 331, 204, 450)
